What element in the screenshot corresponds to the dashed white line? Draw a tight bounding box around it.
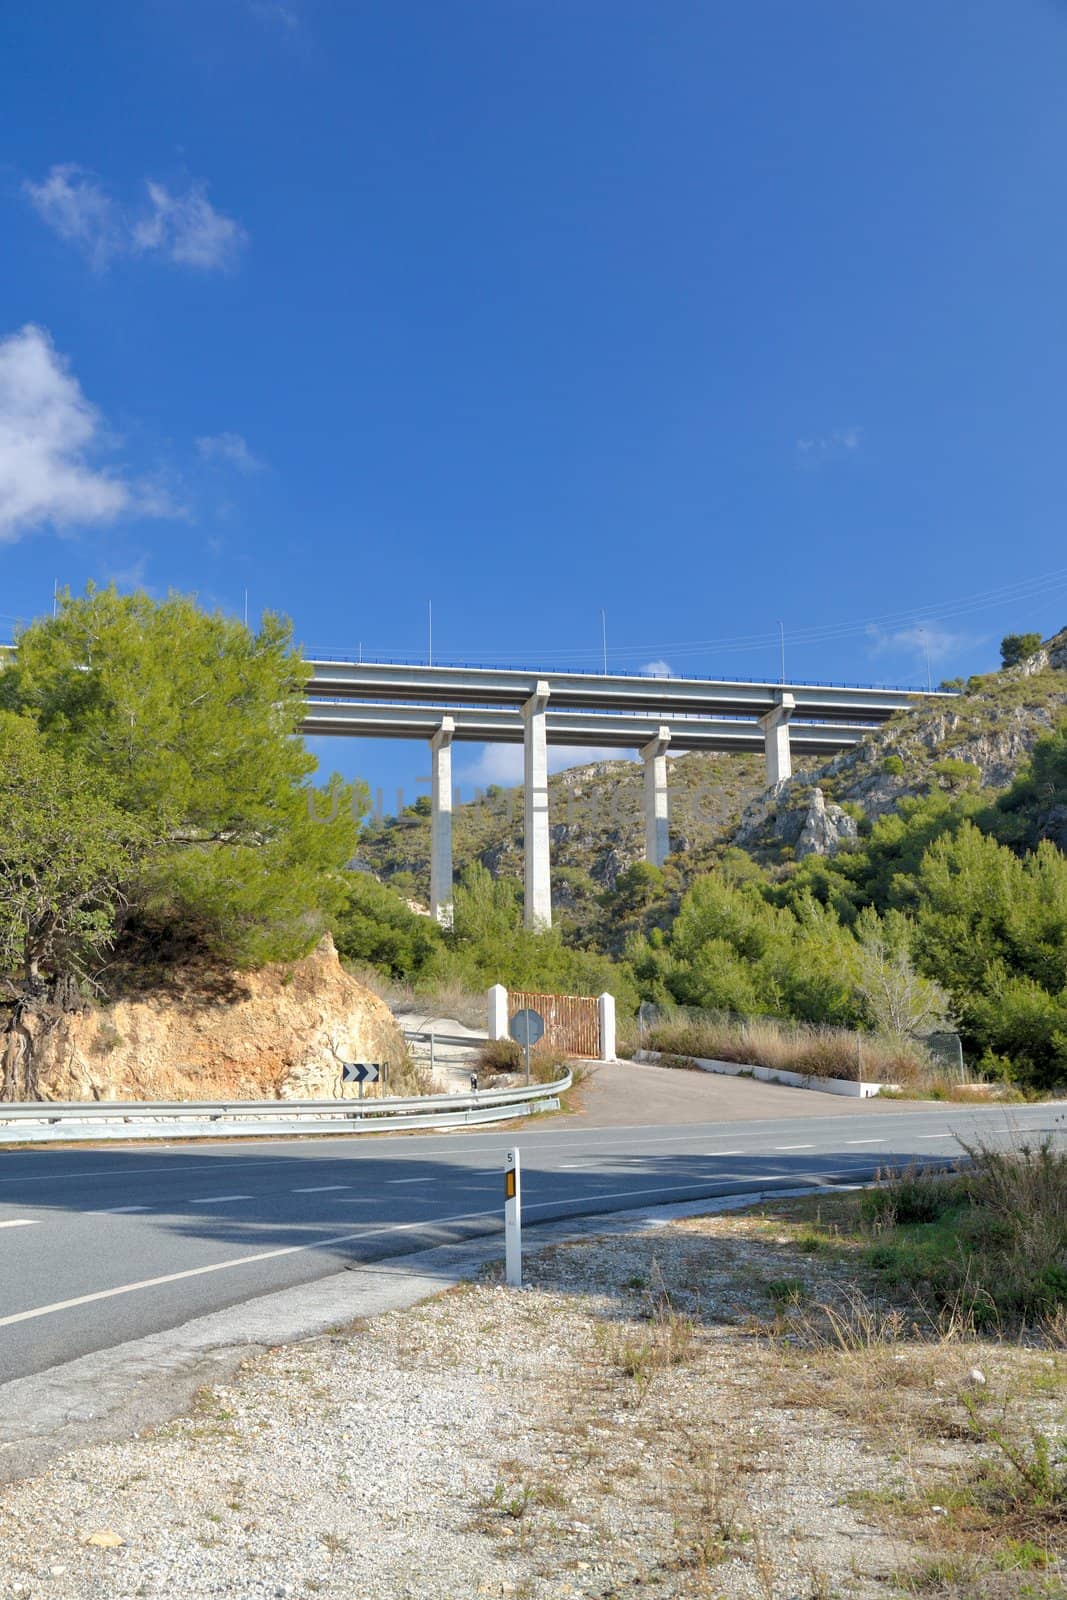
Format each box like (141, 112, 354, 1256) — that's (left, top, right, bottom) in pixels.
(706, 1150, 744, 1157)
(919, 1133, 955, 1140)
(846, 1139, 885, 1146)
(0, 1219, 38, 1229)
(0, 1168, 908, 1332)
(774, 1144, 814, 1151)
(189, 1194, 253, 1205)
(387, 1177, 437, 1185)
(96, 1204, 152, 1214)
(292, 1185, 349, 1194)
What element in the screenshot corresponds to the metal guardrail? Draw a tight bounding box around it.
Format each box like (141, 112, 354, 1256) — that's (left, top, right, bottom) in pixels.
(402, 1030, 483, 1049)
(0, 1074, 572, 1145)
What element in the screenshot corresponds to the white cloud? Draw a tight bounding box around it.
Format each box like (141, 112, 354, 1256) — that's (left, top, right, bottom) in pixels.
(132, 182, 246, 271)
(196, 432, 264, 473)
(796, 426, 861, 465)
(0, 325, 177, 543)
(26, 166, 246, 272)
(23, 165, 122, 269)
(456, 743, 633, 788)
(641, 658, 672, 677)
(866, 622, 975, 666)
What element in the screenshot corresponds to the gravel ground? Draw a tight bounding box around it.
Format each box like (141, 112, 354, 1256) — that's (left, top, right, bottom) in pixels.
(0, 1208, 1061, 1600)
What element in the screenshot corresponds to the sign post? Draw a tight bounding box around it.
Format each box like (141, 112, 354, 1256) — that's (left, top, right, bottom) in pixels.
(504, 1147, 522, 1288)
(508, 1008, 545, 1086)
(342, 1062, 380, 1102)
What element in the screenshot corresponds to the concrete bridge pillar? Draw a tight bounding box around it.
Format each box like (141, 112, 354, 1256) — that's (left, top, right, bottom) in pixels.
(429, 716, 455, 926)
(640, 726, 672, 867)
(522, 681, 552, 930)
(759, 691, 795, 787)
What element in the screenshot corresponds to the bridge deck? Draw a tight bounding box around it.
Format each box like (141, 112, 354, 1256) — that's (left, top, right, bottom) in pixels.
(306, 659, 945, 722)
(300, 701, 872, 753)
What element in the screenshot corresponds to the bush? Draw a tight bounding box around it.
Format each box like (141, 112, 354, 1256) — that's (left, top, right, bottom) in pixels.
(860, 1139, 1067, 1327)
(1000, 632, 1043, 669)
(932, 757, 982, 790)
(882, 755, 905, 776)
(333, 873, 441, 979)
(475, 1038, 523, 1075)
(473, 1039, 571, 1083)
(645, 1013, 931, 1084)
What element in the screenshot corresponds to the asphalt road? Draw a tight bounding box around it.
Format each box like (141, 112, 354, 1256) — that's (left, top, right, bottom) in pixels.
(0, 1066, 1063, 1387)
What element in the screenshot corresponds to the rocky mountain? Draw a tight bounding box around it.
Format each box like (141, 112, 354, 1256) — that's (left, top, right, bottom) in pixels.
(355, 629, 1067, 917)
(733, 626, 1067, 860)
(357, 748, 787, 910)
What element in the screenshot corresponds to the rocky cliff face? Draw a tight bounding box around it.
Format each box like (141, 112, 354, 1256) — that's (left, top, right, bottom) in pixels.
(16, 935, 411, 1103)
(735, 630, 1067, 856)
(795, 788, 860, 858)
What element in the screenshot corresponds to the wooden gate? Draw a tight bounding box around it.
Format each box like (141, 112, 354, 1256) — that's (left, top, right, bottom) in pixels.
(508, 991, 600, 1058)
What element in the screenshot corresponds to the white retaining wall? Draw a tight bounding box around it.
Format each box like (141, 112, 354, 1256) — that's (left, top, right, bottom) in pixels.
(633, 1048, 889, 1099)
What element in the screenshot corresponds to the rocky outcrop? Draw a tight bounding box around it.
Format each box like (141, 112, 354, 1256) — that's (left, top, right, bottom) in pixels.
(16, 935, 411, 1103)
(795, 788, 859, 859)
(1017, 628, 1067, 676)
(733, 631, 1067, 856)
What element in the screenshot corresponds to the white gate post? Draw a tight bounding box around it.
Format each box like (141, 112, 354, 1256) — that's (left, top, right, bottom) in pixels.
(597, 992, 616, 1062)
(488, 984, 509, 1041)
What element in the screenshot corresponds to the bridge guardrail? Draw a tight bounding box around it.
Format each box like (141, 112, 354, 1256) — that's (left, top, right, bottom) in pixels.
(0, 1073, 572, 1145)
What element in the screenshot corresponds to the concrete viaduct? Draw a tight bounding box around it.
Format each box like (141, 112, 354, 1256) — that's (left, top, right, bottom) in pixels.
(301, 660, 946, 931)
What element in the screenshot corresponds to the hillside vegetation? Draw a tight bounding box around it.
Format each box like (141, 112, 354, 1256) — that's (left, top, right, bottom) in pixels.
(349, 630, 1067, 1092)
(357, 746, 782, 939)
(0, 588, 362, 1094)
(3, 589, 1065, 1097)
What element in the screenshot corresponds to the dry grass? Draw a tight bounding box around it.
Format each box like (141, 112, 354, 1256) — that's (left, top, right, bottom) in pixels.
(345, 965, 489, 1033)
(473, 1039, 573, 1087)
(595, 1297, 697, 1396)
(646, 1013, 934, 1085)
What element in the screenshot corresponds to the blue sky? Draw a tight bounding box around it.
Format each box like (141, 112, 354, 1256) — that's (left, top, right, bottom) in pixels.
(3, 1, 1067, 808)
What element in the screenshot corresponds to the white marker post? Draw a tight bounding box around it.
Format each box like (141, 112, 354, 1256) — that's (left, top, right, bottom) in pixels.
(504, 1147, 522, 1288)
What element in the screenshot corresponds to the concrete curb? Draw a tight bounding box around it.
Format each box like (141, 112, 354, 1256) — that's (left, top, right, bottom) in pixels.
(634, 1048, 889, 1098)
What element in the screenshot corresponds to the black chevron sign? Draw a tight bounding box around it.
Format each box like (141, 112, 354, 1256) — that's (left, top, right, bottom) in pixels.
(342, 1062, 380, 1084)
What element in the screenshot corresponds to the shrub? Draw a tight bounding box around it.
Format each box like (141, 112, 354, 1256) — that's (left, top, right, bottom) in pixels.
(860, 1138, 1067, 1326)
(475, 1038, 523, 1075)
(473, 1039, 570, 1083)
(1000, 632, 1043, 669)
(882, 755, 905, 776)
(333, 873, 441, 979)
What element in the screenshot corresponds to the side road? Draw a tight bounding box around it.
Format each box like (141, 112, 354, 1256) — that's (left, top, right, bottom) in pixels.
(556, 1056, 950, 1126)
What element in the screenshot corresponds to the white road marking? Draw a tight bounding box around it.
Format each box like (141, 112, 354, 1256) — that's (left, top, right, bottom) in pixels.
(0, 1166, 933, 1332)
(189, 1194, 253, 1204)
(845, 1139, 885, 1146)
(919, 1133, 955, 1140)
(0, 1209, 502, 1329)
(774, 1144, 814, 1151)
(706, 1150, 744, 1157)
(0, 1219, 38, 1229)
(292, 1185, 349, 1194)
(96, 1204, 151, 1214)
(387, 1177, 437, 1185)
